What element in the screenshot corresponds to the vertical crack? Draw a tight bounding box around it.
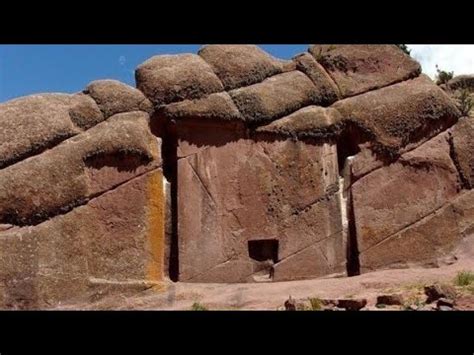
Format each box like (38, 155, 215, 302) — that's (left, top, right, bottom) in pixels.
(336, 124, 362, 277)
(151, 115, 179, 282)
(447, 131, 471, 190)
(346, 171, 360, 276)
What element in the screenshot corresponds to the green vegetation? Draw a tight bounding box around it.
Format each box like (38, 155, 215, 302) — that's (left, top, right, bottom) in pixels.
(456, 89, 473, 116)
(308, 297, 323, 310)
(191, 302, 208, 311)
(396, 44, 411, 56)
(435, 64, 454, 85)
(454, 270, 474, 287)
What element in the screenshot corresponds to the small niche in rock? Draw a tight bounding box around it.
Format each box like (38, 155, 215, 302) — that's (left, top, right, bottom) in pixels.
(248, 239, 279, 282)
(84, 151, 152, 193)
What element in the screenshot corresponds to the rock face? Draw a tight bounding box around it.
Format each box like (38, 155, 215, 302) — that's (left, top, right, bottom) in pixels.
(174, 121, 344, 282)
(447, 75, 474, 91)
(198, 45, 286, 90)
(135, 54, 224, 106)
(0, 83, 167, 309)
(0, 93, 103, 169)
(84, 80, 153, 117)
(308, 45, 421, 97)
(1, 44, 473, 308)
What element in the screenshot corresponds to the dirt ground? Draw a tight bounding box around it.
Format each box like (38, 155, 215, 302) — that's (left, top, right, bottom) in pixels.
(55, 258, 474, 311)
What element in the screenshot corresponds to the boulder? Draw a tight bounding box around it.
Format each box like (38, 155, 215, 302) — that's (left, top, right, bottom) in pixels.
(135, 53, 224, 106)
(353, 132, 460, 254)
(0, 93, 103, 169)
(229, 71, 320, 125)
(0, 112, 160, 226)
(359, 190, 471, 272)
(84, 79, 153, 117)
(449, 117, 474, 188)
(176, 121, 343, 282)
(448, 75, 474, 91)
(376, 294, 404, 306)
(158, 92, 243, 122)
(0, 168, 166, 309)
(331, 75, 461, 155)
(293, 52, 340, 105)
(308, 44, 421, 97)
(436, 298, 455, 308)
(336, 298, 367, 311)
(425, 284, 457, 303)
(284, 296, 297, 310)
(255, 106, 344, 139)
(198, 45, 284, 90)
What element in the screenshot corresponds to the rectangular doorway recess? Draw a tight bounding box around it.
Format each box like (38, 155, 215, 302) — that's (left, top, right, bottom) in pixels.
(248, 239, 279, 263)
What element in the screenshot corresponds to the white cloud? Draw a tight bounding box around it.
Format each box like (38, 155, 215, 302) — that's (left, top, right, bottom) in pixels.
(408, 45, 474, 79)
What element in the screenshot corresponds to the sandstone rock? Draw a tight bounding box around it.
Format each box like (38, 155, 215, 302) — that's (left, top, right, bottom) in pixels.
(158, 92, 243, 122)
(293, 53, 340, 105)
(229, 71, 320, 125)
(376, 294, 404, 306)
(353, 132, 460, 257)
(359, 190, 470, 272)
(0, 112, 160, 226)
(336, 298, 367, 311)
(309, 44, 421, 97)
(272, 231, 346, 281)
(451, 189, 474, 238)
(177, 121, 343, 282)
(135, 54, 224, 106)
(255, 106, 344, 139)
(0, 93, 103, 169)
(0, 168, 166, 309)
(331, 75, 461, 155)
(425, 284, 457, 304)
(84, 79, 153, 117)
(438, 305, 453, 311)
(198, 45, 284, 90)
(449, 117, 474, 188)
(284, 296, 296, 310)
(436, 298, 455, 308)
(448, 75, 474, 91)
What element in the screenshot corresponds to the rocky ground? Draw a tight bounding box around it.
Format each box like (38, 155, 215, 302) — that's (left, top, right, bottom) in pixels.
(55, 258, 474, 311)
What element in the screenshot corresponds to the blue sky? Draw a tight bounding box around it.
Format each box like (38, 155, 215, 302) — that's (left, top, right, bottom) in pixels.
(0, 45, 308, 102)
(1, 45, 473, 103)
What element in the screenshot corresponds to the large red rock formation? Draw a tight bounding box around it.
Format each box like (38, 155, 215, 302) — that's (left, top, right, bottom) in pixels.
(0, 81, 167, 309)
(1, 44, 473, 308)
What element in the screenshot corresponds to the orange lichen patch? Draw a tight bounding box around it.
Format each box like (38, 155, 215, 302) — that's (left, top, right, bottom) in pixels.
(145, 169, 165, 282)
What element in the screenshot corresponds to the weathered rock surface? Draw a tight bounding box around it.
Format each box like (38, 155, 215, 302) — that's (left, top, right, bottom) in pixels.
(336, 298, 367, 311)
(309, 44, 421, 97)
(331, 75, 461, 155)
(158, 92, 243, 122)
(354, 132, 462, 270)
(135, 54, 224, 106)
(229, 71, 320, 125)
(177, 121, 344, 282)
(447, 75, 474, 91)
(449, 117, 474, 188)
(0, 93, 103, 169)
(0, 169, 166, 309)
(376, 294, 404, 306)
(85, 80, 153, 117)
(255, 106, 343, 139)
(0, 112, 160, 226)
(1, 45, 474, 308)
(293, 53, 340, 105)
(425, 284, 457, 303)
(198, 45, 285, 90)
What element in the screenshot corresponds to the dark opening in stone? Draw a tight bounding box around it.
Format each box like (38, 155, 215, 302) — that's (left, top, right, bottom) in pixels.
(248, 239, 279, 263)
